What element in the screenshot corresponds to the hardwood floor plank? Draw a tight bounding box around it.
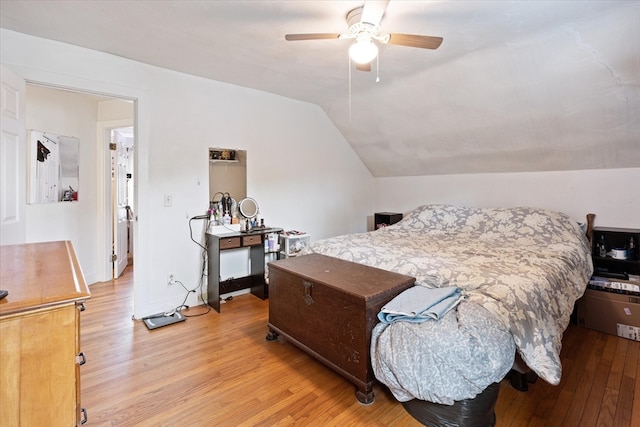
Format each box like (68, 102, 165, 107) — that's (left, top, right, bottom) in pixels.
(561, 331, 607, 426)
(596, 387, 619, 427)
(607, 338, 629, 390)
(579, 359, 612, 426)
(524, 416, 545, 427)
(546, 329, 598, 425)
(81, 268, 638, 426)
(632, 365, 640, 427)
(601, 333, 620, 362)
(546, 389, 576, 427)
(610, 334, 638, 427)
(613, 375, 635, 427)
(496, 384, 534, 427)
(623, 335, 639, 380)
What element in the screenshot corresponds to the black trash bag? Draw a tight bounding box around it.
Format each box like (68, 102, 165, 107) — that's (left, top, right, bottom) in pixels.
(401, 382, 500, 427)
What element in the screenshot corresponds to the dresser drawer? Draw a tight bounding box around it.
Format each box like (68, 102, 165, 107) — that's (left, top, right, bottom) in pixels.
(219, 237, 241, 250)
(242, 235, 263, 247)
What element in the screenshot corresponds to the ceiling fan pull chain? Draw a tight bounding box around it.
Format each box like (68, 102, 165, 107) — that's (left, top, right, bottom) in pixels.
(376, 55, 380, 83)
(348, 55, 353, 123)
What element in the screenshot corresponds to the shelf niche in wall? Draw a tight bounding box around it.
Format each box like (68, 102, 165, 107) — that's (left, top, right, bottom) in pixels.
(209, 148, 246, 203)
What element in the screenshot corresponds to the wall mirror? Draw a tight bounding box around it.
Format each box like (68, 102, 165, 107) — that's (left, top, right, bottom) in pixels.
(28, 130, 79, 203)
(209, 148, 246, 207)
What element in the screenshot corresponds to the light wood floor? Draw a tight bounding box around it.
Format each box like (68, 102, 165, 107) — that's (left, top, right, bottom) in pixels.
(82, 266, 639, 426)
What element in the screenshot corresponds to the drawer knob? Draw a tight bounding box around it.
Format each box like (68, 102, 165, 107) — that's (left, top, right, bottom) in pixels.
(303, 280, 314, 305)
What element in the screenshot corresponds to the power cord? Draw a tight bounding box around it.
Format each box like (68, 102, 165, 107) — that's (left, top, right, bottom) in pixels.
(168, 204, 244, 317)
(185, 216, 212, 316)
(162, 214, 212, 317)
(173, 279, 210, 317)
(188, 216, 208, 252)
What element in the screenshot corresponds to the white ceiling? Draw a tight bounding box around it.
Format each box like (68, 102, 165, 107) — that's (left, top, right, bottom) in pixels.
(1, 0, 639, 177)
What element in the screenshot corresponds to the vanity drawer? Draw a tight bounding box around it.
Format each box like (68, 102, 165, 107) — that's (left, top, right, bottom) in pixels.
(219, 237, 241, 250)
(242, 235, 263, 247)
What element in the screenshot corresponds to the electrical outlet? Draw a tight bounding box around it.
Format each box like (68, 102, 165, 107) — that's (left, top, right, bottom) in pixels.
(167, 273, 175, 285)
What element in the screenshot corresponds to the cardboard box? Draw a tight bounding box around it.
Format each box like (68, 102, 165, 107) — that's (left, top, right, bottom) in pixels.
(577, 288, 640, 340)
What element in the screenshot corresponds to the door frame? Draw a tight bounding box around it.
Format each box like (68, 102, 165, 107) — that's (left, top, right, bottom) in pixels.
(97, 120, 134, 282)
(0, 65, 26, 245)
(6, 61, 149, 319)
(112, 126, 134, 279)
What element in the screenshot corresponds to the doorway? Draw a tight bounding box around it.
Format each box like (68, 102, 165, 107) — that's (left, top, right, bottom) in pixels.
(2, 63, 144, 316)
(23, 81, 136, 284)
(110, 126, 134, 279)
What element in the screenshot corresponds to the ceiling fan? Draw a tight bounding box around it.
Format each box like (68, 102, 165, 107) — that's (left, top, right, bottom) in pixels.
(285, 0, 443, 71)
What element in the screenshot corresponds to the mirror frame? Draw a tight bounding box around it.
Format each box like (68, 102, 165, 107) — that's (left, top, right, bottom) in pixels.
(238, 197, 259, 219)
(28, 129, 79, 204)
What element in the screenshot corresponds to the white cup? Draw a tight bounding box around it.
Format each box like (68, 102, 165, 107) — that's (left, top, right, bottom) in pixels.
(611, 248, 628, 260)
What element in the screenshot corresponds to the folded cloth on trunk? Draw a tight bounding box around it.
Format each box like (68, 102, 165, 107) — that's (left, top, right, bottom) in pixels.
(378, 285, 463, 324)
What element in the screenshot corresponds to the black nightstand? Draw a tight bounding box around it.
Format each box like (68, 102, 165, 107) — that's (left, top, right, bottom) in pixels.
(592, 227, 640, 279)
(374, 212, 403, 229)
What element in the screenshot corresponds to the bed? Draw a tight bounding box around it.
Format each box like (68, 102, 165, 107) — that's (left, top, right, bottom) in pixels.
(302, 204, 593, 425)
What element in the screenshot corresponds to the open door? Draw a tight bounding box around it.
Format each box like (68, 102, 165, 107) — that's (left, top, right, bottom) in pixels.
(0, 65, 26, 245)
(112, 127, 133, 278)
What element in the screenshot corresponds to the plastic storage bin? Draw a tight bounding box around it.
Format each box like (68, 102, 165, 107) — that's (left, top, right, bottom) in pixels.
(280, 233, 310, 258)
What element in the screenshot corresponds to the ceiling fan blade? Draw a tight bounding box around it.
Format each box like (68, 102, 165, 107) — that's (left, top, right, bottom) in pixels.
(356, 62, 371, 72)
(387, 34, 443, 50)
(285, 33, 341, 41)
(361, 0, 390, 26)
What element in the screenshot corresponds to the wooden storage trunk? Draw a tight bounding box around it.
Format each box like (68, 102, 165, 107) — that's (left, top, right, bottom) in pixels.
(267, 253, 415, 404)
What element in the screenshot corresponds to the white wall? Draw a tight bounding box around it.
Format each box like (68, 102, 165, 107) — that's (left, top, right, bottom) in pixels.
(1, 29, 374, 318)
(98, 99, 135, 121)
(375, 168, 640, 228)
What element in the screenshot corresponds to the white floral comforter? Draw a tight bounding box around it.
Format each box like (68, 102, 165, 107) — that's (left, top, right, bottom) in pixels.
(303, 204, 593, 404)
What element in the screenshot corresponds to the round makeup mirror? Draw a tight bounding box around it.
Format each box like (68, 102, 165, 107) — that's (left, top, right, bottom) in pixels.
(239, 197, 259, 219)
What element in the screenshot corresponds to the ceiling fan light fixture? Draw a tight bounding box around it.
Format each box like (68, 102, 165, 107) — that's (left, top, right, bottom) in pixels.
(349, 39, 378, 64)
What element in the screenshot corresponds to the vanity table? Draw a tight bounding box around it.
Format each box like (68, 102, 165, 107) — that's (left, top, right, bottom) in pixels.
(207, 227, 283, 312)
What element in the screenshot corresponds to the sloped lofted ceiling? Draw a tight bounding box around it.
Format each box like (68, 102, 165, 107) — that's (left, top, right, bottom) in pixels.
(1, 0, 638, 177)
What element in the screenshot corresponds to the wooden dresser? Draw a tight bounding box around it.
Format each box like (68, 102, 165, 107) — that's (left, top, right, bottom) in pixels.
(0, 241, 91, 426)
(267, 254, 415, 404)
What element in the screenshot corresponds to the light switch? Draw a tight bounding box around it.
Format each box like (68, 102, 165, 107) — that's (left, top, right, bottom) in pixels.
(164, 194, 173, 207)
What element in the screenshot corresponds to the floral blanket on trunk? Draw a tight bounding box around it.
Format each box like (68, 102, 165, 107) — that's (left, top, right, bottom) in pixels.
(303, 204, 592, 404)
